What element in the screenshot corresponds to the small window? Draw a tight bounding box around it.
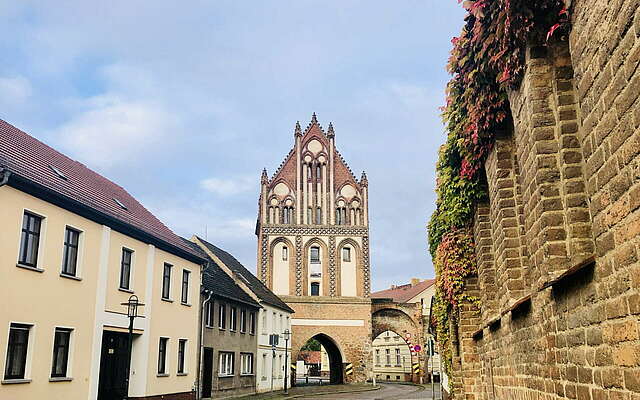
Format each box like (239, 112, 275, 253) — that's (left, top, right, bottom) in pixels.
(240, 309, 247, 333)
(19, 212, 42, 267)
(342, 247, 351, 262)
(241, 353, 254, 375)
(120, 249, 133, 290)
(158, 338, 168, 374)
(219, 352, 234, 376)
(282, 246, 288, 261)
(230, 307, 237, 331)
(283, 208, 289, 224)
(262, 311, 267, 333)
(162, 264, 172, 300)
(310, 247, 320, 264)
(61, 227, 80, 276)
(51, 328, 72, 378)
(205, 301, 214, 327)
(396, 348, 401, 365)
(316, 208, 322, 225)
(181, 270, 190, 304)
(385, 349, 390, 365)
(4, 323, 30, 380)
(307, 208, 312, 224)
(375, 349, 380, 365)
(310, 282, 320, 296)
(249, 312, 256, 335)
(218, 304, 226, 329)
(177, 339, 186, 374)
(316, 165, 321, 180)
(335, 209, 341, 225)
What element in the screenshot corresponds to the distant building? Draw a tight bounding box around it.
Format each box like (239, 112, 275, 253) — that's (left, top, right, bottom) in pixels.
(0, 119, 205, 400)
(192, 237, 294, 393)
(371, 278, 443, 381)
(186, 240, 261, 399)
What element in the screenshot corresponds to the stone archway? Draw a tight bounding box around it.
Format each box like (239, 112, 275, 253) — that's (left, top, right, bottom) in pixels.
(371, 299, 425, 383)
(292, 332, 346, 386)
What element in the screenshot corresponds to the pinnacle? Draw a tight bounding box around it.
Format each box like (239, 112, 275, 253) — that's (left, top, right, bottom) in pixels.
(327, 122, 335, 138)
(360, 171, 368, 186)
(311, 112, 318, 124)
(261, 168, 269, 184)
(295, 121, 302, 137)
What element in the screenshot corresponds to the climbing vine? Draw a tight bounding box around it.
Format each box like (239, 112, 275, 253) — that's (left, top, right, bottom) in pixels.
(428, 0, 570, 388)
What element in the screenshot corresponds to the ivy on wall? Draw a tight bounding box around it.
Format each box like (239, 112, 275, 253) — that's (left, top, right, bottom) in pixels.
(427, 0, 569, 388)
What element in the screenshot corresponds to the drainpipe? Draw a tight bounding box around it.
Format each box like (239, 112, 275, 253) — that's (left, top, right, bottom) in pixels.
(0, 167, 11, 186)
(197, 289, 213, 400)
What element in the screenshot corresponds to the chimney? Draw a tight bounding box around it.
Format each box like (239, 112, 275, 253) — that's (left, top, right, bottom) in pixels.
(391, 284, 397, 289)
(410, 278, 420, 286)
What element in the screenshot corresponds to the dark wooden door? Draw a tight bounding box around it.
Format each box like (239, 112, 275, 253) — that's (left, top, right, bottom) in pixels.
(98, 331, 130, 400)
(202, 347, 214, 398)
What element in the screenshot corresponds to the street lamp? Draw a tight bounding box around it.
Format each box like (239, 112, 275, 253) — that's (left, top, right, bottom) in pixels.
(121, 295, 144, 400)
(282, 329, 291, 394)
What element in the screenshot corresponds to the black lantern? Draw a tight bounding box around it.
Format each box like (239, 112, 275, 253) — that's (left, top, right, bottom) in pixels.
(121, 295, 144, 399)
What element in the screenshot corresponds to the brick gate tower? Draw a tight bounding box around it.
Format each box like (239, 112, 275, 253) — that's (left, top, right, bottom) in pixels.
(256, 114, 372, 384)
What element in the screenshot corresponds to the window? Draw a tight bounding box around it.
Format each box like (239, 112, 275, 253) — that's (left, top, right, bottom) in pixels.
(375, 349, 380, 365)
(262, 311, 267, 333)
(61, 227, 80, 276)
(310, 247, 320, 263)
(272, 312, 277, 332)
(241, 353, 254, 375)
(19, 212, 42, 267)
(310, 282, 320, 296)
(205, 301, 214, 327)
(158, 338, 168, 374)
(162, 263, 172, 300)
(230, 307, 237, 331)
(385, 349, 391, 365)
(218, 304, 226, 329)
(51, 328, 72, 378)
(262, 354, 267, 378)
(307, 208, 312, 224)
(181, 270, 190, 304)
(4, 323, 30, 380)
(249, 312, 256, 335)
(395, 348, 401, 365)
(342, 247, 351, 262)
(219, 352, 234, 376)
(278, 355, 283, 377)
(177, 339, 186, 374)
(240, 310, 247, 333)
(316, 165, 321, 180)
(120, 249, 133, 290)
(282, 246, 288, 261)
(316, 208, 322, 225)
(279, 314, 283, 333)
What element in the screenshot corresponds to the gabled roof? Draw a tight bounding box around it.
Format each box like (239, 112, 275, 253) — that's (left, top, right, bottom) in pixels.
(195, 236, 294, 313)
(0, 119, 204, 263)
(371, 279, 436, 303)
(182, 239, 260, 308)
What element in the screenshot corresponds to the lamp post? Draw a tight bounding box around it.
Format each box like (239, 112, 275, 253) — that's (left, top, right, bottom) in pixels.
(121, 295, 144, 400)
(282, 329, 291, 394)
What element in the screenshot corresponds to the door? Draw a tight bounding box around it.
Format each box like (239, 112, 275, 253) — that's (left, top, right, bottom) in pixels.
(98, 331, 130, 400)
(202, 347, 214, 398)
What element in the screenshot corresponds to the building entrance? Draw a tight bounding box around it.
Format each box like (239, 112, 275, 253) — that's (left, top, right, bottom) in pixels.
(97, 331, 130, 400)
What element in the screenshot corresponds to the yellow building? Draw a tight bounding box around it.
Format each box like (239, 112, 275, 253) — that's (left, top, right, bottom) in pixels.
(0, 120, 205, 400)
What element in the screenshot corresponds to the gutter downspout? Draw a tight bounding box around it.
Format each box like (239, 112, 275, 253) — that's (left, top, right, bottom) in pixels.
(0, 167, 11, 186)
(197, 259, 212, 400)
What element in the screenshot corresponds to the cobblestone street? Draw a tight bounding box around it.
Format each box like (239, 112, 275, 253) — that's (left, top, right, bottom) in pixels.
(314, 383, 430, 399)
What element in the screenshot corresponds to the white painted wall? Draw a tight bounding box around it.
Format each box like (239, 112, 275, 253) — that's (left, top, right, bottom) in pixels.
(272, 242, 290, 295)
(256, 303, 293, 393)
(340, 245, 357, 296)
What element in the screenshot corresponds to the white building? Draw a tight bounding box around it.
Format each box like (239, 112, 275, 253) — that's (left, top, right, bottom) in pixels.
(192, 237, 294, 393)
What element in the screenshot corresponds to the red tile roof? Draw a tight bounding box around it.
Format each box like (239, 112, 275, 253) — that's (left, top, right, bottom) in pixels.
(298, 351, 322, 364)
(370, 279, 436, 303)
(0, 119, 202, 262)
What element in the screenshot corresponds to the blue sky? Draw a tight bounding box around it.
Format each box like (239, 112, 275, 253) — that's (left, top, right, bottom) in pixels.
(0, 1, 465, 292)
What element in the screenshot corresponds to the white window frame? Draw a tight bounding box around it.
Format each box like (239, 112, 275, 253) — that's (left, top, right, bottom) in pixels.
(177, 339, 187, 375)
(161, 263, 172, 301)
(180, 269, 191, 305)
(204, 302, 214, 328)
(218, 304, 226, 330)
(157, 337, 169, 376)
(230, 307, 237, 332)
(282, 246, 288, 261)
(342, 247, 351, 262)
(119, 247, 135, 292)
(240, 309, 246, 333)
(218, 352, 234, 377)
(240, 353, 254, 375)
(60, 225, 84, 280)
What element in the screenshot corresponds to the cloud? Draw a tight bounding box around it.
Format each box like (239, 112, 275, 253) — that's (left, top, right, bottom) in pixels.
(54, 94, 177, 170)
(200, 176, 256, 196)
(0, 76, 32, 104)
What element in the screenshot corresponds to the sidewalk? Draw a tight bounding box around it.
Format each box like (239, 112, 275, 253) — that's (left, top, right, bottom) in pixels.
(235, 383, 381, 400)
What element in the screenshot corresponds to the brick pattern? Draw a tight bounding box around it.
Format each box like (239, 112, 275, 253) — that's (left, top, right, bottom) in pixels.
(451, 0, 640, 397)
(329, 235, 337, 296)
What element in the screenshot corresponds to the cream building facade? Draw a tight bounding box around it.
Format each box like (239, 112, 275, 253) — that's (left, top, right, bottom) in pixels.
(256, 114, 372, 384)
(372, 330, 413, 382)
(0, 120, 205, 400)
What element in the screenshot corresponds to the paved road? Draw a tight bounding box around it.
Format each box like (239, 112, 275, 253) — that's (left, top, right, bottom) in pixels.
(313, 383, 432, 399)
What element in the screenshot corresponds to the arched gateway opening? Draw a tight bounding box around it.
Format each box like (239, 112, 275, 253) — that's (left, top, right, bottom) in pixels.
(295, 334, 344, 386)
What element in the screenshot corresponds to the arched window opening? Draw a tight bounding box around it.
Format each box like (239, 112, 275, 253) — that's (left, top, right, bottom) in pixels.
(310, 246, 320, 264)
(316, 164, 322, 180)
(282, 246, 288, 261)
(342, 247, 351, 262)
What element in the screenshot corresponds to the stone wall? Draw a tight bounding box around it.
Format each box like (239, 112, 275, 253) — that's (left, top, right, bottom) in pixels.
(454, 0, 640, 398)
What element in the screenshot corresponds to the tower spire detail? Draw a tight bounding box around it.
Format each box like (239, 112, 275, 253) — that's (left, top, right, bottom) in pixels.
(360, 171, 368, 187)
(327, 122, 335, 138)
(261, 168, 269, 184)
(294, 121, 302, 137)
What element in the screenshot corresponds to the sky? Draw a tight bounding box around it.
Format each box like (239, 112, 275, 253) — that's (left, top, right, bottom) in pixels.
(0, 1, 466, 292)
